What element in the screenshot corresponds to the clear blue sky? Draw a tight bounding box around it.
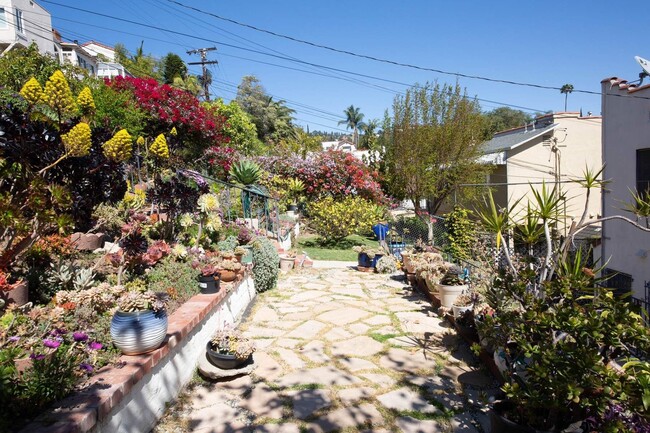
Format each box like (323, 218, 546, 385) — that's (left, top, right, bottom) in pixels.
(41, 0, 650, 133)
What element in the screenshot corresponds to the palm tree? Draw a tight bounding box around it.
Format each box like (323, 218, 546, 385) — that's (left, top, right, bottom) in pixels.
(338, 105, 365, 146)
(359, 118, 379, 149)
(560, 84, 574, 112)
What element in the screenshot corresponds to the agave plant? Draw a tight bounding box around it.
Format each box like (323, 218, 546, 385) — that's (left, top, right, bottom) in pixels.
(229, 160, 261, 186)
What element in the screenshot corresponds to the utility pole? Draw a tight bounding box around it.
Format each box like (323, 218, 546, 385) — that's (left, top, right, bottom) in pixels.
(187, 47, 218, 101)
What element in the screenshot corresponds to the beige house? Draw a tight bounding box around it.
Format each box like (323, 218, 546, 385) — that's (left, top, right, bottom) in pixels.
(600, 77, 650, 300)
(481, 112, 602, 237)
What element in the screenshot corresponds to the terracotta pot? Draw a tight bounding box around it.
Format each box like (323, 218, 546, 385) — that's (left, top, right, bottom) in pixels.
(402, 255, 415, 274)
(435, 283, 468, 309)
(219, 270, 237, 282)
(1, 281, 28, 306)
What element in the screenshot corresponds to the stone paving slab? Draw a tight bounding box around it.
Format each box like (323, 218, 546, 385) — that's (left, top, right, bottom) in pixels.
(155, 266, 498, 433)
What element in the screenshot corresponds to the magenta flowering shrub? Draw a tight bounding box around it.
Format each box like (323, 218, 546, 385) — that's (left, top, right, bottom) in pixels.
(257, 150, 385, 203)
(107, 76, 229, 157)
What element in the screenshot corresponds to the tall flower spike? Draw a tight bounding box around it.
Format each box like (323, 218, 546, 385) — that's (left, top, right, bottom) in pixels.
(170, 126, 177, 136)
(61, 122, 92, 157)
(41, 70, 76, 118)
(103, 129, 133, 163)
(77, 87, 96, 115)
(20, 77, 42, 105)
(150, 134, 169, 159)
(136, 136, 145, 146)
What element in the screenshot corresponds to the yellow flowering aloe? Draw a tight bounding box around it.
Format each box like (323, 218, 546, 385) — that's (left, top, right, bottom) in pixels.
(170, 127, 177, 136)
(20, 77, 43, 105)
(76, 86, 96, 115)
(136, 136, 145, 146)
(150, 134, 169, 159)
(41, 70, 76, 118)
(61, 122, 92, 157)
(103, 129, 132, 163)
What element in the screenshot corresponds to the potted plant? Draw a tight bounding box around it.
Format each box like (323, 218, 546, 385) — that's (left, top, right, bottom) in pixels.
(451, 292, 476, 319)
(218, 260, 242, 282)
(401, 249, 416, 274)
(234, 246, 248, 263)
(375, 255, 398, 274)
(0, 270, 28, 307)
(286, 178, 304, 212)
(206, 325, 255, 369)
(198, 264, 220, 294)
(279, 251, 296, 273)
(435, 264, 468, 309)
(110, 289, 169, 355)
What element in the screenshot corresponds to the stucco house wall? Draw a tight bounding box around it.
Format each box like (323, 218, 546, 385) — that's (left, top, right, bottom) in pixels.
(601, 77, 650, 298)
(0, 0, 54, 55)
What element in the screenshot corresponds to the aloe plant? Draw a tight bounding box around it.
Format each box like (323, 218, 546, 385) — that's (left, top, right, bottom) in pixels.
(229, 160, 261, 186)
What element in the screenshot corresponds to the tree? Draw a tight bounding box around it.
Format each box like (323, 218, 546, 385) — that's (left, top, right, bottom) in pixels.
(277, 127, 322, 158)
(208, 99, 262, 155)
(235, 76, 295, 144)
(560, 84, 574, 111)
(114, 42, 161, 79)
(483, 107, 532, 137)
(161, 53, 187, 84)
(382, 81, 488, 214)
(338, 105, 365, 146)
(359, 118, 380, 149)
(172, 75, 201, 96)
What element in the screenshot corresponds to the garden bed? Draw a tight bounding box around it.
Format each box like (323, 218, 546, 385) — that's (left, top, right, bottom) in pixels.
(20, 273, 256, 433)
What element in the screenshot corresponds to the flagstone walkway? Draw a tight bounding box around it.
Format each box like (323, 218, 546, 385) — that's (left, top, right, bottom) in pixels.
(154, 266, 499, 433)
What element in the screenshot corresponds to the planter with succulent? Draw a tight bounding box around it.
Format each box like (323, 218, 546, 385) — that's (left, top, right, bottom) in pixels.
(400, 249, 416, 274)
(206, 325, 256, 369)
(218, 260, 242, 282)
(110, 290, 169, 355)
(279, 252, 296, 273)
(0, 270, 28, 307)
(286, 178, 305, 212)
(435, 264, 469, 309)
(197, 264, 220, 294)
(451, 292, 477, 319)
(352, 246, 382, 270)
(233, 246, 248, 264)
(375, 255, 398, 274)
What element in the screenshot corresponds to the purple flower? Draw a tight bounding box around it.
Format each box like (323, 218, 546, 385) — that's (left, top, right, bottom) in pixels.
(73, 332, 88, 342)
(29, 353, 46, 361)
(79, 363, 93, 372)
(8, 336, 20, 342)
(88, 342, 103, 350)
(43, 339, 61, 349)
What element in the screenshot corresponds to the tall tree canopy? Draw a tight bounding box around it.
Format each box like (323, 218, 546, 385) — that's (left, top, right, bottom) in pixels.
(483, 107, 532, 137)
(235, 75, 295, 144)
(359, 118, 380, 150)
(161, 53, 188, 84)
(382, 82, 488, 214)
(338, 105, 365, 146)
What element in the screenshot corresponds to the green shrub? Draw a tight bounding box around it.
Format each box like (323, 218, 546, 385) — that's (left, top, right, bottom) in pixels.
(308, 196, 384, 242)
(251, 236, 279, 292)
(444, 206, 475, 261)
(146, 256, 199, 301)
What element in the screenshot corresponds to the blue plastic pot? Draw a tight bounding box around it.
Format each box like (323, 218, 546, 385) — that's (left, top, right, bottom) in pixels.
(358, 253, 373, 268)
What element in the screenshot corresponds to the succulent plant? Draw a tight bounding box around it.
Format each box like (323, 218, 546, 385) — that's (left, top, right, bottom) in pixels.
(209, 325, 255, 360)
(41, 70, 76, 119)
(116, 290, 167, 313)
(220, 260, 242, 272)
(234, 246, 247, 256)
(61, 122, 92, 157)
(150, 133, 169, 159)
(19, 77, 43, 105)
(229, 160, 261, 186)
(103, 129, 132, 163)
(375, 255, 398, 274)
(73, 267, 96, 291)
(76, 86, 95, 115)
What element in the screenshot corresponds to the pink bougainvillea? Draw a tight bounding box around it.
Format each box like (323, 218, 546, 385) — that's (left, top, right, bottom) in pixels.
(258, 150, 386, 203)
(106, 76, 229, 150)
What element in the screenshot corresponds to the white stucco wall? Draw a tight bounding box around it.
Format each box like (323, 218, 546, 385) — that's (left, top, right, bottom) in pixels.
(96, 276, 256, 433)
(0, 0, 54, 55)
(601, 79, 650, 298)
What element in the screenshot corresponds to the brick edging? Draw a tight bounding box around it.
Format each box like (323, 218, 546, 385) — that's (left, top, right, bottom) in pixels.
(21, 271, 251, 433)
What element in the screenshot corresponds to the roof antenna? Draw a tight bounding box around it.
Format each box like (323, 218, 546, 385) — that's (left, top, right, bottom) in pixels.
(634, 56, 650, 86)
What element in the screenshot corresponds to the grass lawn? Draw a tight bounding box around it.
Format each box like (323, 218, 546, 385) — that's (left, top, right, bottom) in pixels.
(297, 233, 379, 261)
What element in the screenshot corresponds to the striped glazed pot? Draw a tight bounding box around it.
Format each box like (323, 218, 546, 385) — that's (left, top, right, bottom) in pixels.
(110, 310, 168, 355)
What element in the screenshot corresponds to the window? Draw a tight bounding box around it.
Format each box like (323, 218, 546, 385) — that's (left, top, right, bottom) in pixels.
(638, 148, 650, 197)
(0, 8, 6, 29)
(15, 8, 24, 33)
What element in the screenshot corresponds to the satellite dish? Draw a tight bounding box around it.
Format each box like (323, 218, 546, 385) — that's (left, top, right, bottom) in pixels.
(635, 56, 650, 85)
